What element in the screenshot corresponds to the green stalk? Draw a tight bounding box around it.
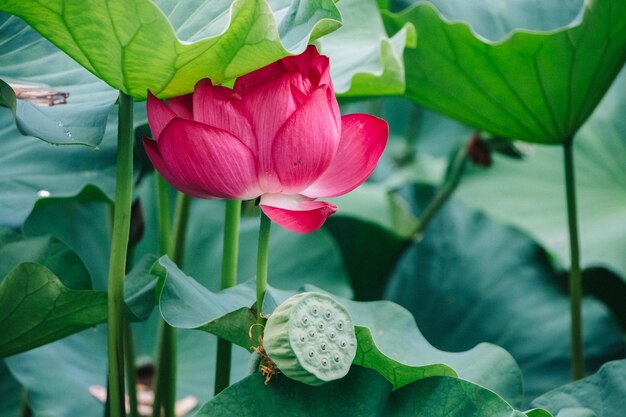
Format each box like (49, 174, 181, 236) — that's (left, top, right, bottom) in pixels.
(214, 200, 242, 395)
(411, 145, 468, 239)
(155, 174, 172, 254)
(564, 139, 584, 380)
(107, 91, 134, 417)
(124, 323, 139, 417)
(169, 193, 191, 264)
(256, 212, 272, 325)
(152, 183, 191, 417)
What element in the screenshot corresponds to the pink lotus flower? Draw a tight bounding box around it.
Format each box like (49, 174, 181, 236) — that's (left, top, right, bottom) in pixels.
(144, 46, 387, 233)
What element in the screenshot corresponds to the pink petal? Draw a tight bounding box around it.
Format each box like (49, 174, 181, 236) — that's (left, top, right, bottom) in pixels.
(238, 74, 300, 193)
(192, 79, 256, 153)
(157, 118, 261, 200)
(143, 137, 209, 198)
(234, 59, 286, 95)
(147, 91, 176, 140)
(302, 114, 388, 198)
(272, 85, 341, 194)
(167, 93, 193, 119)
(259, 194, 337, 234)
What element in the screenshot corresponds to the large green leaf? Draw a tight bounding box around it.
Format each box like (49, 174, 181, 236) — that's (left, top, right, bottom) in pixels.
(455, 71, 626, 279)
(532, 360, 626, 417)
(384, 0, 626, 144)
(196, 366, 548, 417)
(0, 263, 107, 358)
(156, 258, 521, 400)
(0, 0, 341, 98)
(385, 185, 626, 402)
(317, 0, 415, 96)
(0, 13, 117, 146)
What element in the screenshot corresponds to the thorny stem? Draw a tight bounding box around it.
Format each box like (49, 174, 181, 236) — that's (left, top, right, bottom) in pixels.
(411, 144, 468, 239)
(564, 139, 584, 380)
(214, 200, 243, 395)
(256, 212, 272, 326)
(107, 91, 134, 417)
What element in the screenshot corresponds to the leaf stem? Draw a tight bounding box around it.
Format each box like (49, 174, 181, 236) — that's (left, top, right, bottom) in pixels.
(563, 139, 584, 380)
(124, 323, 139, 417)
(155, 174, 172, 254)
(152, 185, 190, 417)
(107, 91, 134, 417)
(411, 144, 468, 239)
(214, 200, 242, 395)
(256, 212, 272, 324)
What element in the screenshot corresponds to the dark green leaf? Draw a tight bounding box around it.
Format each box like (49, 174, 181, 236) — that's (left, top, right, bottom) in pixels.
(386, 185, 626, 402)
(0, 263, 107, 358)
(324, 217, 409, 301)
(196, 365, 548, 417)
(533, 360, 626, 417)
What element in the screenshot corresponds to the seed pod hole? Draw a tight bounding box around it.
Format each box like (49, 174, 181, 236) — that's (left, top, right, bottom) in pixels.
(334, 354, 340, 363)
(317, 322, 324, 330)
(320, 343, 327, 351)
(329, 331, 336, 339)
(299, 335, 306, 342)
(309, 350, 315, 358)
(308, 330, 315, 338)
(302, 315, 309, 325)
(325, 311, 332, 320)
(321, 358, 328, 367)
(311, 306, 319, 316)
(337, 320, 344, 330)
(340, 340, 347, 348)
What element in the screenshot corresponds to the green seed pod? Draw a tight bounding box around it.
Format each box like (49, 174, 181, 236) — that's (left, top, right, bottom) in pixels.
(263, 292, 357, 386)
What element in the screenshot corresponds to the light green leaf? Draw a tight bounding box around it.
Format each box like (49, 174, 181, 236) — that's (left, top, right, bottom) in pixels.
(0, 13, 117, 146)
(0, 229, 91, 290)
(455, 70, 626, 279)
(156, 258, 520, 397)
(317, 0, 416, 96)
(196, 366, 549, 417)
(533, 360, 626, 417)
(0, 263, 107, 358)
(384, 0, 626, 143)
(0, 0, 342, 98)
(386, 185, 626, 402)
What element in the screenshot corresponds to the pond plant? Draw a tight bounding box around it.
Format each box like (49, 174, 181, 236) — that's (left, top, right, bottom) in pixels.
(1, 1, 626, 417)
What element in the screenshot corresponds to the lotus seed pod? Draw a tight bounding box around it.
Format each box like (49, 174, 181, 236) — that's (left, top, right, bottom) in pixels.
(263, 292, 357, 386)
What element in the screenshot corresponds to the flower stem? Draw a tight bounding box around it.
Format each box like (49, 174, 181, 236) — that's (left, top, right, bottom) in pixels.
(214, 200, 242, 395)
(411, 144, 468, 239)
(256, 212, 272, 324)
(564, 139, 584, 380)
(107, 91, 134, 417)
